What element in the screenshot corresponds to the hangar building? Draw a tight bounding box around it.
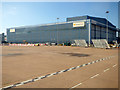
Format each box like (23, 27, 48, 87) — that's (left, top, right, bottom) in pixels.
(7, 15, 117, 44)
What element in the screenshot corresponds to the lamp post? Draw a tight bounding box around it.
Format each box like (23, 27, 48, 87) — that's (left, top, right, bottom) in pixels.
(106, 11, 109, 42)
(57, 18, 59, 45)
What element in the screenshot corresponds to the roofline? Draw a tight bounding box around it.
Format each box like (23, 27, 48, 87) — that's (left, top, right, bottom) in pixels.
(7, 19, 88, 29)
(7, 17, 117, 30)
(67, 15, 106, 20)
(67, 15, 116, 28)
(67, 15, 88, 19)
(91, 19, 117, 30)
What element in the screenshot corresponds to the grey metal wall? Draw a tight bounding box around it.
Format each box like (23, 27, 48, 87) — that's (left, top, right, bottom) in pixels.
(7, 21, 89, 43)
(67, 16, 88, 22)
(91, 24, 116, 43)
(0, 33, 5, 44)
(119, 31, 120, 38)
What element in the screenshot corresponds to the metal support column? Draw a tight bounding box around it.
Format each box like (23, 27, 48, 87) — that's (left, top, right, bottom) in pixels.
(57, 18, 59, 45)
(88, 19, 91, 46)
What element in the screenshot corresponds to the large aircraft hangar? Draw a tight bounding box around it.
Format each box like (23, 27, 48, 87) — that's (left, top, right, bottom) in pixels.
(7, 15, 117, 44)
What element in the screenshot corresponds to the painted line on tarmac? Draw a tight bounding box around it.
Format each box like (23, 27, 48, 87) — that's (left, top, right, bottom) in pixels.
(70, 63, 117, 89)
(113, 64, 117, 67)
(71, 83, 82, 88)
(90, 74, 99, 79)
(1, 56, 114, 90)
(103, 68, 110, 72)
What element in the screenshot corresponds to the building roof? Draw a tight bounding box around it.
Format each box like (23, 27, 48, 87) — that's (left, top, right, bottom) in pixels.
(8, 15, 116, 30)
(7, 19, 87, 29)
(67, 15, 116, 28)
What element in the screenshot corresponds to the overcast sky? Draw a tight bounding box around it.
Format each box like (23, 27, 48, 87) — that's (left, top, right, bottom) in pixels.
(1, 2, 118, 34)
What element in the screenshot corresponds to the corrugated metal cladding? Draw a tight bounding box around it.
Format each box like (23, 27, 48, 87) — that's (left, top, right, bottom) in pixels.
(7, 15, 117, 44)
(118, 31, 120, 37)
(91, 24, 116, 42)
(0, 33, 5, 44)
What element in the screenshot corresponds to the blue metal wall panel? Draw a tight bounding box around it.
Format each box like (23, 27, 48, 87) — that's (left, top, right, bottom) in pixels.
(7, 21, 89, 43)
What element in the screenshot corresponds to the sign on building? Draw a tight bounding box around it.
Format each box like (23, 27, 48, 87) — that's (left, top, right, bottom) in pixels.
(73, 22, 85, 27)
(10, 29, 15, 32)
